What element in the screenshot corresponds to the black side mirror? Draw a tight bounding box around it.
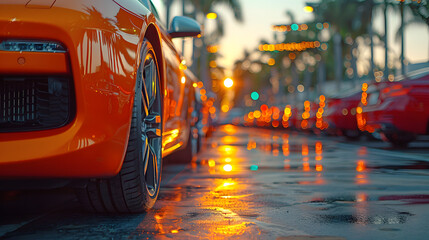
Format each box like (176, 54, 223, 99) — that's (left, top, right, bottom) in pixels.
(168, 16, 201, 38)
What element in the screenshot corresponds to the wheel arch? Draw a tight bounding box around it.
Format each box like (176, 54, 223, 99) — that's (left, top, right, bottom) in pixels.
(143, 24, 165, 108)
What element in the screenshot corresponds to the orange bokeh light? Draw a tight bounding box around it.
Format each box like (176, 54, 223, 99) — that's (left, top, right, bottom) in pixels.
(356, 160, 366, 172)
(223, 164, 232, 172)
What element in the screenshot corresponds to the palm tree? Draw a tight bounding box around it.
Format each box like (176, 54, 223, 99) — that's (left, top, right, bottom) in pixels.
(165, 0, 243, 94)
(408, 0, 429, 26)
(189, 0, 243, 92)
(394, 0, 429, 73)
(313, 0, 373, 90)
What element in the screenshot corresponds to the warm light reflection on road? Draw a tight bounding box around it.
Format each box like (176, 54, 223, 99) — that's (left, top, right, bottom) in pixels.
(247, 140, 256, 150)
(197, 178, 258, 238)
(218, 145, 238, 155)
(354, 192, 369, 225)
(284, 159, 290, 170)
(221, 135, 239, 144)
(356, 160, 367, 172)
(356, 160, 369, 185)
(315, 141, 323, 155)
(303, 162, 311, 172)
(302, 143, 309, 156)
(223, 164, 233, 172)
(221, 124, 238, 135)
(208, 159, 216, 167)
(282, 143, 290, 156)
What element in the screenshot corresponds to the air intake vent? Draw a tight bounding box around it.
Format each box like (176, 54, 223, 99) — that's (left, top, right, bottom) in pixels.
(0, 75, 75, 132)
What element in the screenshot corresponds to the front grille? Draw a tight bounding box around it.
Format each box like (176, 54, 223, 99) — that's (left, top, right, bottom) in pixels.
(0, 76, 75, 132)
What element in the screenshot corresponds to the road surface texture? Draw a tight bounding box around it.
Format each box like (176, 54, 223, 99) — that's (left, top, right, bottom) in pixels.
(1, 125, 429, 239)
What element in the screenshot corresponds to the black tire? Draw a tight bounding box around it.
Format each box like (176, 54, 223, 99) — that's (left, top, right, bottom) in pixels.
(383, 133, 413, 149)
(343, 129, 361, 141)
(390, 139, 410, 149)
(76, 41, 162, 213)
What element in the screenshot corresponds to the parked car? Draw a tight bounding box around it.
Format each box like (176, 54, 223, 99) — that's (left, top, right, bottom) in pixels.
(0, 0, 201, 213)
(358, 69, 429, 147)
(324, 91, 361, 139)
(288, 106, 300, 129)
(298, 101, 318, 131)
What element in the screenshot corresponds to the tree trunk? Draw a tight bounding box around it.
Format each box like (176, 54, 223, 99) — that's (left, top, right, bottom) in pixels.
(182, 0, 186, 54)
(317, 60, 325, 95)
(369, 6, 375, 81)
(304, 67, 311, 100)
(166, 0, 172, 29)
(384, 0, 389, 79)
(400, 2, 405, 76)
(334, 32, 342, 93)
(351, 41, 358, 87)
(291, 62, 298, 105)
(200, 19, 211, 93)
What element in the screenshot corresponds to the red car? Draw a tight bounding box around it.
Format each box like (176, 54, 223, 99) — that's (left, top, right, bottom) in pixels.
(324, 91, 361, 139)
(299, 101, 319, 131)
(358, 71, 429, 147)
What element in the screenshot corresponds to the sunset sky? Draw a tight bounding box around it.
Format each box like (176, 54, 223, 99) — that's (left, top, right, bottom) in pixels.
(166, 0, 429, 77)
(211, 0, 429, 76)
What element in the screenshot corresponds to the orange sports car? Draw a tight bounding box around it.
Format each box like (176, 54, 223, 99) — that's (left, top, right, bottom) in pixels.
(0, 0, 201, 213)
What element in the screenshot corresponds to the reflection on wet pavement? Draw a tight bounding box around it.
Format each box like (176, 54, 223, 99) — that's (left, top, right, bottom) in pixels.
(2, 125, 429, 239)
(129, 124, 429, 239)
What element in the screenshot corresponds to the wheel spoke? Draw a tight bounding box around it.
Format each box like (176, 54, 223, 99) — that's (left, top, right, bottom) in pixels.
(141, 91, 149, 117)
(144, 58, 157, 110)
(150, 146, 158, 189)
(142, 136, 149, 175)
(144, 145, 158, 191)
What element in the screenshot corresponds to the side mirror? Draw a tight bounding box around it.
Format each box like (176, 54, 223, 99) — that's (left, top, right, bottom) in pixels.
(169, 16, 201, 38)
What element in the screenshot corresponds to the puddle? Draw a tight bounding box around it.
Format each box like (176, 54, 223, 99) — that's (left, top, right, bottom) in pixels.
(308, 196, 362, 204)
(369, 161, 429, 171)
(378, 194, 429, 205)
(316, 212, 412, 225)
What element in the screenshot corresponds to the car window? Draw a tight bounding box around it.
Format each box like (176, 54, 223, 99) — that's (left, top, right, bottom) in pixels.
(137, 0, 150, 9)
(368, 92, 379, 105)
(150, 0, 166, 26)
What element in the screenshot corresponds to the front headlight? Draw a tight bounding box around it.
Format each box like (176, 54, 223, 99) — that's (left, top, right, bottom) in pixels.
(0, 40, 66, 53)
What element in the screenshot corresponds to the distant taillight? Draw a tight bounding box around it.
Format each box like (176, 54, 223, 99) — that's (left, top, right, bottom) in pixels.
(382, 84, 410, 98)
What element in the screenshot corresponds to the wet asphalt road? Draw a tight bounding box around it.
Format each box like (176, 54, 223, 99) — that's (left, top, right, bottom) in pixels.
(1, 125, 429, 239)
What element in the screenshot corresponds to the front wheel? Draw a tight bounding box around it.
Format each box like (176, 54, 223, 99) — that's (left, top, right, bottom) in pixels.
(76, 41, 162, 213)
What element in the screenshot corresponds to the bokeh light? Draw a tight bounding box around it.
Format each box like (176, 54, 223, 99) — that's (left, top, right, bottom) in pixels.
(224, 78, 234, 88)
(251, 91, 259, 101)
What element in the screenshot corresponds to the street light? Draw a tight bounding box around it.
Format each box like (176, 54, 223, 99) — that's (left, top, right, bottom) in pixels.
(206, 12, 217, 19)
(223, 78, 233, 88)
(303, 6, 314, 12)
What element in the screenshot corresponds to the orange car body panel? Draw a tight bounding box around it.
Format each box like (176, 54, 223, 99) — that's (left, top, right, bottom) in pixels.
(0, 0, 191, 178)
